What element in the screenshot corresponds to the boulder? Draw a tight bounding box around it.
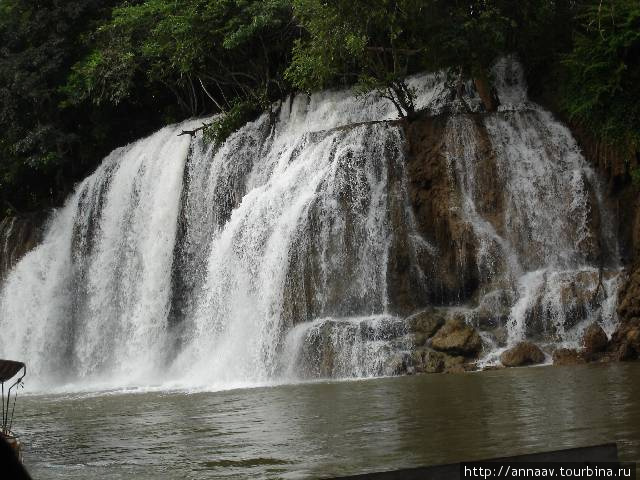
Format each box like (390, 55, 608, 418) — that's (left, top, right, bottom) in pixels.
(500, 341, 545, 367)
(410, 347, 473, 374)
(582, 323, 608, 355)
(552, 348, 585, 366)
(406, 309, 445, 338)
(431, 316, 482, 357)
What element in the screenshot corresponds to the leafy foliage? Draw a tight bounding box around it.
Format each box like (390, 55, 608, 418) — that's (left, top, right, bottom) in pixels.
(285, 0, 424, 116)
(64, 0, 295, 115)
(0, 0, 124, 211)
(0, 0, 638, 213)
(203, 98, 263, 147)
(561, 0, 640, 153)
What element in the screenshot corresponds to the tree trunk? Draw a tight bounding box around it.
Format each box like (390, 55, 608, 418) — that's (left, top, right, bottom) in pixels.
(473, 75, 499, 113)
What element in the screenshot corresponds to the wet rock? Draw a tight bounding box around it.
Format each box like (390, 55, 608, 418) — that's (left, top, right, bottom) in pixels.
(398, 116, 485, 307)
(589, 351, 617, 363)
(431, 316, 482, 357)
(522, 299, 547, 339)
(405, 309, 445, 338)
(582, 323, 608, 355)
(409, 347, 443, 373)
(491, 326, 509, 347)
(410, 348, 426, 372)
(469, 306, 509, 347)
(558, 272, 597, 330)
(384, 353, 409, 376)
(409, 347, 474, 374)
(552, 348, 585, 366)
(471, 306, 507, 331)
(618, 268, 640, 322)
(423, 349, 445, 374)
(443, 354, 467, 373)
(0, 214, 46, 281)
(616, 341, 637, 361)
(360, 317, 406, 341)
(411, 332, 428, 347)
(500, 341, 545, 367)
(518, 271, 612, 340)
(609, 318, 640, 361)
(295, 321, 336, 378)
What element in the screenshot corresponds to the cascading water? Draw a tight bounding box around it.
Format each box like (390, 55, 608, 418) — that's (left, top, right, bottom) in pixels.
(0, 58, 621, 391)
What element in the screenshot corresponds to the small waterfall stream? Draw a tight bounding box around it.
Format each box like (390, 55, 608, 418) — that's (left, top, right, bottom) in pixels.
(0, 59, 620, 391)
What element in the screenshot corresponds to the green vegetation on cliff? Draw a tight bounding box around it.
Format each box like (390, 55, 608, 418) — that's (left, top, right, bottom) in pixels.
(0, 0, 638, 213)
(560, 1, 640, 158)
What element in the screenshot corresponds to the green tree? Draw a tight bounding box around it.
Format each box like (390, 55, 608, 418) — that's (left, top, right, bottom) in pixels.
(561, 0, 640, 156)
(1, 0, 637, 214)
(285, 0, 543, 116)
(65, 0, 295, 117)
(285, 0, 430, 117)
(0, 0, 123, 212)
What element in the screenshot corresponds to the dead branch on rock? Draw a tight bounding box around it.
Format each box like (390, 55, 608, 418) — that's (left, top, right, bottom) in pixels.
(178, 122, 210, 137)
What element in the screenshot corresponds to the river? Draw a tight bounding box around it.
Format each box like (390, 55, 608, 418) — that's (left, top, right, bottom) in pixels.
(18, 363, 640, 479)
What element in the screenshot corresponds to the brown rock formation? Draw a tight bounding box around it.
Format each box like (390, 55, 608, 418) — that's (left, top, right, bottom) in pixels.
(617, 266, 640, 321)
(399, 115, 481, 305)
(500, 341, 545, 367)
(565, 119, 640, 327)
(410, 346, 474, 374)
(581, 323, 609, 356)
(552, 348, 585, 366)
(405, 308, 446, 338)
(431, 316, 482, 357)
(616, 197, 640, 323)
(609, 318, 640, 361)
(0, 214, 46, 281)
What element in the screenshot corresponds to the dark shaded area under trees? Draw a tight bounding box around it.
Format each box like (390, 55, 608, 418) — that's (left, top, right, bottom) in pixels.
(0, 0, 638, 215)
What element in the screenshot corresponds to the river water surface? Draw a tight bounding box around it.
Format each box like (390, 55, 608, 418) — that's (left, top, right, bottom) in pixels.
(18, 363, 640, 479)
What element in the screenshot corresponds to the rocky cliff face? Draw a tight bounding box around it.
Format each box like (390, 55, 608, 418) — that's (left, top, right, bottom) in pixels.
(400, 107, 617, 338)
(0, 213, 46, 282)
(560, 118, 640, 359)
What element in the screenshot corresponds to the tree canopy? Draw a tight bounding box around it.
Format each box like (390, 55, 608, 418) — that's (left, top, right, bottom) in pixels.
(0, 0, 637, 214)
(561, 0, 640, 153)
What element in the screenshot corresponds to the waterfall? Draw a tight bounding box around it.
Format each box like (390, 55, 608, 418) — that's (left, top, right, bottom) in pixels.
(0, 59, 620, 391)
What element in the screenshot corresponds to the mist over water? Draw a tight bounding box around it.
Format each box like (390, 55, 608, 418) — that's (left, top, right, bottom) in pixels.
(0, 58, 621, 392)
